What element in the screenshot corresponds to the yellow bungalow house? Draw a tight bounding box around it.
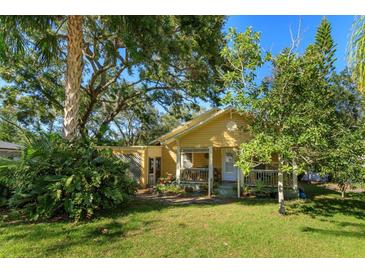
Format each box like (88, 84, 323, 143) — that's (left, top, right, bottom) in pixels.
(107, 108, 297, 197)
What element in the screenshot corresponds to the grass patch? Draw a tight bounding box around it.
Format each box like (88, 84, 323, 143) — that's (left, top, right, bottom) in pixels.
(0, 183, 364, 257)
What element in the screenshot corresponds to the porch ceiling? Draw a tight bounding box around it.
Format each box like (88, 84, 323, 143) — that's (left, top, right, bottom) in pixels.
(180, 148, 209, 153)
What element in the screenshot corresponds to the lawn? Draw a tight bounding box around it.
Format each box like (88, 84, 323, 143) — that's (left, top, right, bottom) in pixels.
(0, 184, 364, 257)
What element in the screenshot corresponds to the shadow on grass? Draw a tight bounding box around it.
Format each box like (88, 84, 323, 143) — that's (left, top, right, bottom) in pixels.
(301, 217, 365, 239)
(299, 182, 340, 199)
(95, 194, 278, 220)
(287, 183, 365, 222)
(43, 218, 158, 256)
(0, 215, 159, 257)
(301, 226, 365, 239)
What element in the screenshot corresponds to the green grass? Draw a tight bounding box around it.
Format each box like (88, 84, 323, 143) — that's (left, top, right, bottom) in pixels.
(0, 184, 364, 257)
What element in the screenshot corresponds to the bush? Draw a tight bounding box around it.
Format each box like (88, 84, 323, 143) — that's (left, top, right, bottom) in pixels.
(155, 183, 184, 195)
(0, 157, 16, 207)
(0, 134, 137, 221)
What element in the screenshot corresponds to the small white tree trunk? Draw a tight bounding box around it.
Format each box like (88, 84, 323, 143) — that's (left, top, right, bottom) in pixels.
(278, 155, 285, 215)
(340, 183, 348, 199)
(292, 159, 298, 194)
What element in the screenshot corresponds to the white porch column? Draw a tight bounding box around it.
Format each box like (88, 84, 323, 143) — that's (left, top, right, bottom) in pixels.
(208, 146, 213, 197)
(176, 147, 181, 184)
(237, 168, 240, 198)
(292, 159, 298, 193)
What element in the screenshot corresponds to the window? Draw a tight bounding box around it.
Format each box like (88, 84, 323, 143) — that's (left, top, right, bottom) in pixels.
(182, 153, 193, 169)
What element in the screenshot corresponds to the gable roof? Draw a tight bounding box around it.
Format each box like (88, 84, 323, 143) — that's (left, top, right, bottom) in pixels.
(0, 141, 22, 150)
(150, 108, 233, 145)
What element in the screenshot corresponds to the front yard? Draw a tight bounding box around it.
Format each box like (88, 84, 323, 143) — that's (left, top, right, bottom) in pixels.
(0, 184, 364, 257)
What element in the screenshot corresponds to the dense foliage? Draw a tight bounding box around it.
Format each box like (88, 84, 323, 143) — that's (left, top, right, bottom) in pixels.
(0, 134, 137, 221)
(317, 71, 365, 198)
(222, 18, 365, 213)
(0, 16, 226, 142)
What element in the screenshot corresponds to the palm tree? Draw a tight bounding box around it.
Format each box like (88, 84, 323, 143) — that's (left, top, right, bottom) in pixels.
(348, 16, 365, 93)
(63, 16, 83, 140)
(0, 16, 83, 140)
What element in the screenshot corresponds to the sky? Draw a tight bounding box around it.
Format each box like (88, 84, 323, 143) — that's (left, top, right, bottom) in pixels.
(224, 15, 355, 82)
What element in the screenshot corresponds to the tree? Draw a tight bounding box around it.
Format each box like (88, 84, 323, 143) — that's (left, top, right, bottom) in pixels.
(221, 26, 342, 215)
(0, 108, 23, 143)
(315, 16, 336, 77)
(105, 105, 203, 146)
(106, 107, 180, 146)
(348, 16, 365, 93)
(223, 24, 365, 213)
(63, 16, 83, 140)
(0, 16, 84, 140)
(317, 71, 365, 198)
(0, 16, 226, 142)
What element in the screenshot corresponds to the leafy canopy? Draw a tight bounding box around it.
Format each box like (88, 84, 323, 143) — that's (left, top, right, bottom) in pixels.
(222, 23, 365, 195)
(0, 16, 226, 142)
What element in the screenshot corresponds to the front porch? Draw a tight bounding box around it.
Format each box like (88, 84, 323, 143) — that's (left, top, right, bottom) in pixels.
(175, 146, 298, 197)
(176, 147, 223, 196)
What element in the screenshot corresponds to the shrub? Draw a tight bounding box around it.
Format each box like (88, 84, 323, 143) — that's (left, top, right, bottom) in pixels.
(0, 157, 17, 207)
(0, 134, 137, 221)
(155, 183, 184, 195)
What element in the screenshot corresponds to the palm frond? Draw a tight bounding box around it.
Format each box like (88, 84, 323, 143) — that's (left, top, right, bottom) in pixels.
(348, 16, 365, 93)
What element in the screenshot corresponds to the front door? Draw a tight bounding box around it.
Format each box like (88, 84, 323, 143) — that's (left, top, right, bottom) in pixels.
(148, 158, 155, 185)
(222, 150, 237, 181)
(148, 157, 161, 185)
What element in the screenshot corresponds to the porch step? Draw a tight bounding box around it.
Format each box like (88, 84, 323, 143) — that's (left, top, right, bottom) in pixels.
(217, 182, 237, 197)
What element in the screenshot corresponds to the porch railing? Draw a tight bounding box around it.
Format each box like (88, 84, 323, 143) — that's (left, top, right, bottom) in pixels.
(181, 168, 209, 183)
(243, 169, 293, 188)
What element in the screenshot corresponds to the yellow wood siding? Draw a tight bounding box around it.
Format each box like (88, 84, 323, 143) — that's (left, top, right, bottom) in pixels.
(192, 153, 209, 168)
(147, 146, 162, 158)
(213, 147, 222, 171)
(154, 109, 220, 144)
(161, 142, 177, 177)
(178, 112, 251, 147)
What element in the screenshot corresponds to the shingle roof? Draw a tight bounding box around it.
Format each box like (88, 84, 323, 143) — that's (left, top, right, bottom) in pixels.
(149, 108, 235, 145)
(0, 141, 22, 150)
(149, 108, 221, 145)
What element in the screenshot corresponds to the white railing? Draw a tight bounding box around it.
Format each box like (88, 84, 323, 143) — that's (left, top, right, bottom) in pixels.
(181, 168, 209, 182)
(243, 169, 293, 188)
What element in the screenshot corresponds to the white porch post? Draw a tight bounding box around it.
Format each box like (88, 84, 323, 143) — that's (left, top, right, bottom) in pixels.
(208, 146, 213, 197)
(176, 147, 181, 184)
(237, 168, 240, 198)
(292, 159, 298, 194)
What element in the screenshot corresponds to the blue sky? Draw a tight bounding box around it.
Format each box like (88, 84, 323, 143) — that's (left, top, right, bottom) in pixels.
(224, 15, 355, 82)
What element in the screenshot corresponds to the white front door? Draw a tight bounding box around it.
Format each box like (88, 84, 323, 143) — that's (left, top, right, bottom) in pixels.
(222, 150, 237, 181)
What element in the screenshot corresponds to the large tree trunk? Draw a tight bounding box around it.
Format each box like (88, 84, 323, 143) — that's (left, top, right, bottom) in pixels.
(63, 16, 83, 140)
(278, 155, 285, 215)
